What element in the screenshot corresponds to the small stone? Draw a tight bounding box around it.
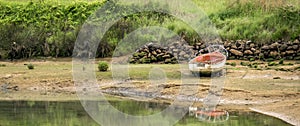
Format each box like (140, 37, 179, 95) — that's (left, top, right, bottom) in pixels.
(293, 39, 300, 44)
(151, 51, 157, 56)
(293, 45, 298, 50)
(183, 54, 190, 58)
(244, 50, 253, 55)
(286, 50, 295, 55)
(162, 54, 171, 58)
(273, 77, 281, 79)
(280, 52, 286, 56)
(254, 50, 260, 54)
(287, 46, 294, 50)
(279, 44, 288, 51)
(246, 40, 252, 45)
(224, 41, 231, 47)
(231, 45, 238, 49)
(229, 49, 243, 56)
(164, 59, 172, 64)
(179, 51, 186, 56)
(270, 42, 279, 50)
(261, 45, 269, 50)
(173, 49, 179, 52)
(270, 51, 278, 57)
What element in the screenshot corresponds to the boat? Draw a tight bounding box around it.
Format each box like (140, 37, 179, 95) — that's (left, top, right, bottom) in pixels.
(188, 51, 226, 77)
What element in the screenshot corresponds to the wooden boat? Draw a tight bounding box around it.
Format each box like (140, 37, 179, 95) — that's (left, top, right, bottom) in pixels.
(189, 52, 226, 77)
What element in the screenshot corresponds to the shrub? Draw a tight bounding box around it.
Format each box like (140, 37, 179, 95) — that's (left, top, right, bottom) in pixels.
(98, 61, 109, 72)
(230, 62, 237, 67)
(249, 58, 255, 62)
(0, 64, 6, 67)
(240, 62, 249, 66)
(27, 64, 34, 70)
(278, 59, 284, 64)
(268, 62, 277, 66)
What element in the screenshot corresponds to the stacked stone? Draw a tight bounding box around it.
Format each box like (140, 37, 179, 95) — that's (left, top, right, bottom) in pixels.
(130, 37, 300, 64)
(193, 38, 300, 61)
(129, 41, 196, 64)
(129, 43, 177, 64)
(164, 41, 196, 61)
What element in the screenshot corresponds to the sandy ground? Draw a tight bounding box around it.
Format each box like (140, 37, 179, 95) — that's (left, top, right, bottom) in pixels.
(0, 59, 299, 125)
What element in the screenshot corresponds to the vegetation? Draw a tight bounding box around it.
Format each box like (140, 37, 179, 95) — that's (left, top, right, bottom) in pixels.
(98, 61, 109, 72)
(0, 0, 299, 59)
(27, 63, 34, 69)
(279, 59, 284, 64)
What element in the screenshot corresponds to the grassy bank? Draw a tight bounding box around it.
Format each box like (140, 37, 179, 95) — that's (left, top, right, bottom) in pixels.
(0, 0, 299, 59)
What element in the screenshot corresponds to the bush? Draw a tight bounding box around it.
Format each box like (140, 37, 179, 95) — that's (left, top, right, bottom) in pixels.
(240, 62, 249, 66)
(268, 62, 277, 66)
(98, 61, 109, 72)
(230, 62, 237, 67)
(279, 59, 284, 64)
(249, 58, 255, 62)
(27, 64, 34, 70)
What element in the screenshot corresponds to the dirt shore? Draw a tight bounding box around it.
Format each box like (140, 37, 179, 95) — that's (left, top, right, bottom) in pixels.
(0, 59, 299, 125)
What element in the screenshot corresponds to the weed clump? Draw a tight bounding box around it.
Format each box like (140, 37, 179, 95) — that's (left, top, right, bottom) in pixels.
(98, 61, 109, 72)
(279, 59, 284, 64)
(268, 62, 277, 66)
(27, 64, 34, 70)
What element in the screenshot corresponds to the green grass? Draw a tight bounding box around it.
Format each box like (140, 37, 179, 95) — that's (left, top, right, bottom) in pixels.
(0, 0, 300, 60)
(0, 0, 104, 5)
(96, 64, 183, 80)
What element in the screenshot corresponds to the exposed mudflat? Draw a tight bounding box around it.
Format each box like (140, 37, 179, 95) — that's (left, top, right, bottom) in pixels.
(0, 59, 299, 125)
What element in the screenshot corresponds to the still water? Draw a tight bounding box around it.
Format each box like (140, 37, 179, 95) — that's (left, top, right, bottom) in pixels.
(0, 99, 292, 126)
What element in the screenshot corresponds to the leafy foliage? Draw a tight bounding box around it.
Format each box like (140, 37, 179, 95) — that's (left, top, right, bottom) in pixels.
(27, 63, 34, 69)
(0, 0, 299, 59)
(98, 61, 109, 72)
(209, 2, 300, 43)
(0, 1, 104, 58)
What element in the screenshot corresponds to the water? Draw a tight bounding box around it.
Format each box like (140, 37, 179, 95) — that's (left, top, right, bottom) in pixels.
(0, 99, 292, 126)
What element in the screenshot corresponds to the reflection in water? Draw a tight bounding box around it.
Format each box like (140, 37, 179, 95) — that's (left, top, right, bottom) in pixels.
(0, 100, 292, 126)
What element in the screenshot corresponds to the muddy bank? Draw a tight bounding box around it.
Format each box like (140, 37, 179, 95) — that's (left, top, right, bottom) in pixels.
(0, 60, 299, 125)
(250, 108, 299, 126)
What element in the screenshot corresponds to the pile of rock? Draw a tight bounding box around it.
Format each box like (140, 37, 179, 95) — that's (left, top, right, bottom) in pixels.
(164, 41, 196, 61)
(193, 39, 300, 61)
(129, 41, 196, 64)
(130, 37, 300, 64)
(129, 43, 177, 64)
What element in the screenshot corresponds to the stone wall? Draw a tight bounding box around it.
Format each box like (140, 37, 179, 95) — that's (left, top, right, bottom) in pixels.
(130, 38, 300, 64)
(194, 39, 300, 61)
(129, 39, 196, 64)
